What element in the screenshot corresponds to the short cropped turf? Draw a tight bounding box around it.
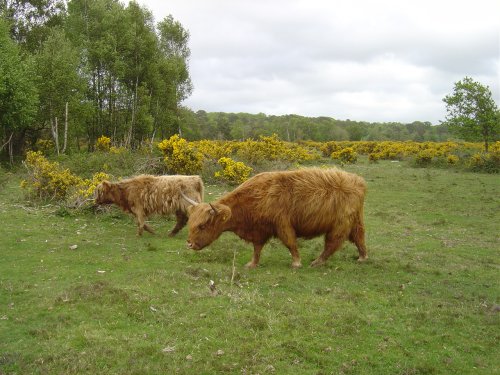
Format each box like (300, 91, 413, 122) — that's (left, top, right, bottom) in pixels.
(0, 160, 498, 374)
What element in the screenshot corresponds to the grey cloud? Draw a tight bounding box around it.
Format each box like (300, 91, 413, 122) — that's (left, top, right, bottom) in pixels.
(137, 0, 499, 123)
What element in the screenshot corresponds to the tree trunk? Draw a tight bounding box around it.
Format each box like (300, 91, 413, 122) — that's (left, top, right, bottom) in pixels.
(1, 133, 14, 164)
(483, 126, 490, 152)
(0, 133, 13, 153)
(127, 76, 139, 148)
(150, 128, 156, 152)
(62, 101, 68, 154)
(51, 117, 60, 155)
(9, 136, 13, 165)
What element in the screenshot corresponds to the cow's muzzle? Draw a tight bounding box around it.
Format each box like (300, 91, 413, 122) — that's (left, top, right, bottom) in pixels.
(187, 241, 201, 251)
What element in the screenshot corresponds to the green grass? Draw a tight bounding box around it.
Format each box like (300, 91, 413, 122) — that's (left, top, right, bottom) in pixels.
(0, 160, 499, 374)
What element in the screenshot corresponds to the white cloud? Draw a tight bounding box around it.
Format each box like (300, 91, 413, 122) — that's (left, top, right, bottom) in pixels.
(134, 0, 500, 123)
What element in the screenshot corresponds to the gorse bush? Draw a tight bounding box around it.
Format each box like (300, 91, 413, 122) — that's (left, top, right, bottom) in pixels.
(159, 138, 498, 174)
(319, 141, 342, 157)
(467, 152, 499, 173)
(156, 134, 320, 179)
(22, 151, 83, 199)
(110, 146, 127, 154)
(236, 134, 319, 165)
(331, 147, 357, 164)
(96, 136, 111, 152)
(21, 151, 110, 206)
(34, 139, 55, 154)
(68, 171, 111, 208)
(214, 157, 253, 185)
(158, 135, 203, 175)
(446, 154, 459, 165)
(194, 140, 236, 161)
(415, 149, 437, 166)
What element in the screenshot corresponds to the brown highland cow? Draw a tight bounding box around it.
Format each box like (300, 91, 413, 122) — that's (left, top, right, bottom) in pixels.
(183, 168, 367, 268)
(95, 174, 204, 236)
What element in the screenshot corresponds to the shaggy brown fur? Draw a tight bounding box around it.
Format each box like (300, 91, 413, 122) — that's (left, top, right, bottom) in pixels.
(186, 168, 367, 268)
(95, 174, 204, 236)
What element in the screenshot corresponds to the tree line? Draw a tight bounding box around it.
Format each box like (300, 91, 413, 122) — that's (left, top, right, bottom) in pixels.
(176, 110, 450, 143)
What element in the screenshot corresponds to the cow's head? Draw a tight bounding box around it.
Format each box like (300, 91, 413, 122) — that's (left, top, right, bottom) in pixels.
(94, 181, 114, 205)
(185, 202, 232, 250)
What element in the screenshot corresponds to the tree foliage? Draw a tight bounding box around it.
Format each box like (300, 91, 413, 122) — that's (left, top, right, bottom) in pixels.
(34, 27, 84, 152)
(0, 0, 66, 52)
(443, 77, 499, 151)
(0, 18, 38, 157)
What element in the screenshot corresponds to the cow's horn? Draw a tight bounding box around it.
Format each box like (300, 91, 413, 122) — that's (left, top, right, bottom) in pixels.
(180, 191, 199, 206)
(209, 203, 218, 215)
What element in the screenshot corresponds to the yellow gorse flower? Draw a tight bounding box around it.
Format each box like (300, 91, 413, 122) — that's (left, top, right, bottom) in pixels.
(96, 136, 111, 151)
(214, 157, 253, 185)
(22, 151, 110, 206)
(158, 135, 204, 175)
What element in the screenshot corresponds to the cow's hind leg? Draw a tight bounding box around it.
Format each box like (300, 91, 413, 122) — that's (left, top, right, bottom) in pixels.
(349, 220, 368, 261)
(311, 231, 346, 267)
(246, 242, 265, 269)
(169, 210, 188, 237)
(277, 226, 302, 268)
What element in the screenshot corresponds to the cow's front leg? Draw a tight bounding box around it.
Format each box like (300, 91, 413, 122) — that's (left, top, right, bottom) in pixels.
(134, 211, 154, 236)
(277, 225, 301, 268)
(169, 210, 188, 237)
(245, 243, 264, 268)
(136, 216, 144, 236)
(143, 223, 155, 234)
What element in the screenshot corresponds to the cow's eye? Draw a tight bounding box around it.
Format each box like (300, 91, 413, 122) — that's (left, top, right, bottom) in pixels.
(198, 224, 205, 230)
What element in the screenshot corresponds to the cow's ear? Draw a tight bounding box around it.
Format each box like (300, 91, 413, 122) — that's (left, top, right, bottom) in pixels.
(220, 206, 232, 222)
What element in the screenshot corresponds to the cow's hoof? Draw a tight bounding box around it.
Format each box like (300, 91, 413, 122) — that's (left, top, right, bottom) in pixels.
(291, 261, 302, 269)
(245, 262, 258, 269)
(168, 232, 176, 238)
(357, 256, 368, 262)
(310, 258, 325, 267)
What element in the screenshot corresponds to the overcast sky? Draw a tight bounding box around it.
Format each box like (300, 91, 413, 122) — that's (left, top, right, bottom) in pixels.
(135, 0, 499, 124)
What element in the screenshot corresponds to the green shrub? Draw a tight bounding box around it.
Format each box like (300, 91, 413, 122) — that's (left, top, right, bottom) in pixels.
(467, 152, 499, 173)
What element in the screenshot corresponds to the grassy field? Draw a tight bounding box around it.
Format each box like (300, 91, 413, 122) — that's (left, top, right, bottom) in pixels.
(0, 159, 499, 374)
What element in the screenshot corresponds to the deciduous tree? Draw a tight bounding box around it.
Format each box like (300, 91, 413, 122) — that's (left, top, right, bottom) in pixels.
(443, 77, 499, 151)
(35, 28, 83, 154)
